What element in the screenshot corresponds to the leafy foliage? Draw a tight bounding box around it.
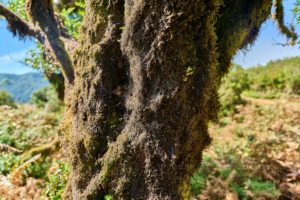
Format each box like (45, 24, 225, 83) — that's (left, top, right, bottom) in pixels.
(0, 90, 15, 107)
(30, 86, 60, 109)
(246, 57, 300, 96)
(44, 161, 69, 200)
(4, 0, 27, 20)
(219, 57, 300, 116)
(22, 43, 58, 74)
(0, 153, 20, 175)
(219, 65, 250, 116)
(4, 0, 85, 86)
(59, 0, 85, 39)
(293, 0, 300, 45)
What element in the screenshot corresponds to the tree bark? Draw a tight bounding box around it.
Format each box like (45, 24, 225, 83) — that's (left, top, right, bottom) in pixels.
(0, 0, 276, 199)
(59, 0, 273, 199)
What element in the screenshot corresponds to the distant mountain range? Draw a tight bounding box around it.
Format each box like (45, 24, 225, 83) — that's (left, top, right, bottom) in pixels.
(0, 73, 49, 102)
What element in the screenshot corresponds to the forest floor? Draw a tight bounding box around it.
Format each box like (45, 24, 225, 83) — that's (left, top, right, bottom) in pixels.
(0, 96, 299, 200)
(192, 96, 300, 200)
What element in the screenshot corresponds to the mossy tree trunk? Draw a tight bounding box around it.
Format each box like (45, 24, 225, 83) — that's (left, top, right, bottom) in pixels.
(1, 0, 275, 199)
(62, 1, 272, 199)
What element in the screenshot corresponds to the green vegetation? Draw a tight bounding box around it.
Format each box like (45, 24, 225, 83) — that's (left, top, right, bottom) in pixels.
(59, 0, 85, 39)
(0, 90, 15, 107)
(44, 161, 70, 200)
(219, 65, 250, 116)
(30, 86, 62, 112)
(219, 57, 300, 116)
(0, 93, 63, 199)
(190, 156, 214, 195)
(246, 57, 300, 97)
(190, 57, 300, 199)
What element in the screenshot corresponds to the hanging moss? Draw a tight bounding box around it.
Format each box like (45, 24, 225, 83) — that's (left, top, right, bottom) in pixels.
(216, 0, 272, 75)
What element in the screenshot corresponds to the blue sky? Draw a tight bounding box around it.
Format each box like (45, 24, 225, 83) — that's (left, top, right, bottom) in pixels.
(0, 20, 35, 74)
(0, 1, 299, 74)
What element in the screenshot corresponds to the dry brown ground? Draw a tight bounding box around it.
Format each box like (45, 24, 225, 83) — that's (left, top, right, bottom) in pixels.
(196, 96, 300, 200)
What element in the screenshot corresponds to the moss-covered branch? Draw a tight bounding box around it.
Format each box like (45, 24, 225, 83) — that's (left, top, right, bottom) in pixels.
(25, 0, 75, 84)
(20, 137, 60, 162)
(0, 3, 41, 39)
(273, 0, 298, 45)
(216, 0, 273, 75)
(1, 1, 75, 85)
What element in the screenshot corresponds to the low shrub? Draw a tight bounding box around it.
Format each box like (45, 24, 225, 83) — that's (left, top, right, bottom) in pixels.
(219, 65, 249, 116)
(30, 86, 61, 110)
(44, 161, 69, 200)
(291, 76, 300, 95)
(0, 90, 15, 107)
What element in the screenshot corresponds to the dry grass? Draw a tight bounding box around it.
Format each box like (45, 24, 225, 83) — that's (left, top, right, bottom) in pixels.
(193, 96, 300, 200)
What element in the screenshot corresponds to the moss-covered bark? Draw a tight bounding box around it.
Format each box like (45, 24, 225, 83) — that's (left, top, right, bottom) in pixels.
(61, 0, 273, 199)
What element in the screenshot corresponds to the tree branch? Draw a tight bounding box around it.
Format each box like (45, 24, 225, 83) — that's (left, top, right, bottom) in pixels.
(216, 0, 273, 75)
(273, 0, 298, 45)
(0, 1, 75, 85)
(0, 3, 42, 40)
(25, 0, 75, 84)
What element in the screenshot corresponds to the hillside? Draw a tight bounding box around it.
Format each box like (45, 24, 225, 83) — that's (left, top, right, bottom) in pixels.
(219, 57, 300, 116)
(248, 57, 300, 75)
(245, 57, 300, 97)
(0, 73, 49, 103)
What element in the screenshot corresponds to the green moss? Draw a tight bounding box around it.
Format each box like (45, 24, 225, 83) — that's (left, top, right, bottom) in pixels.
(179, 179, 191, 200)
(108, 112, 121, 129)
(20, 138, 60, 162)
(183, 66, 195, 82)
(64, 0, 277, 198)
(104, 195, 113, 200)
(216, 0, 272, 75)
